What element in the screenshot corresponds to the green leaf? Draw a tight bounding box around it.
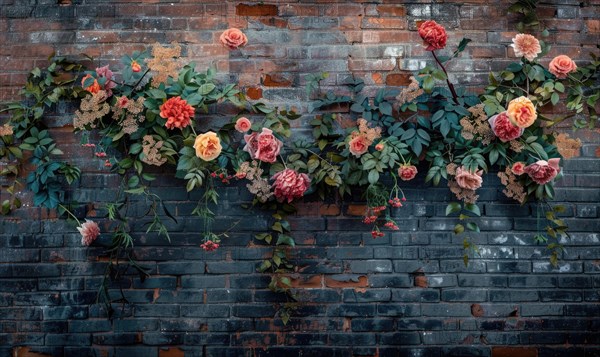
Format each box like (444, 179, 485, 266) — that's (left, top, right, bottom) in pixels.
(464, 203, 481, 216)
(454, 224, 465, 234)
(466, 222, 480, 232)
(367, 170, 379, 184)
(199, 83, 216, 95)
(276, 234, 295, 247)
(446, 202, 462, 216)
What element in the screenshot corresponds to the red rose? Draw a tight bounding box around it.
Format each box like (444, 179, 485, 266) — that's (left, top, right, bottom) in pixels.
(489, 111, 524, 142)
(524, 158, 560, 185)
(272, 169, 311, 203)
(418, 20, 447, 51)
(398, 165, 418, 181)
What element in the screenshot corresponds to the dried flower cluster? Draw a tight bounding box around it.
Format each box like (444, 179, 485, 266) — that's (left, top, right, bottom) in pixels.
(509, 140, 524, 153)
(498, 166, 527, 204)
(112, 96, 145, 135)
(554, 133, 581, 159)
(141, 135, 167, 166)
(348, 118, 382, 157)
(74, 91, 110, 130)
(146, 42, 182, 87)
(396, 76, 424, 106)
(0, 123, 13, 136)
(448, 179, 479, 204)
(460, 104, 494, 145)
(238, 161, 273, 203)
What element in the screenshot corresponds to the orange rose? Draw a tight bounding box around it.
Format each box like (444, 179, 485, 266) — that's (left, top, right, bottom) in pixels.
(193, 131, 222, 161)
(81, 74, 101, 94)
(348, 135, 369, 157)
(131, 60, 141, 73)
(507, 96, 537, 128)
(548, 55, 577, 79)
(219, 28, 248, 50)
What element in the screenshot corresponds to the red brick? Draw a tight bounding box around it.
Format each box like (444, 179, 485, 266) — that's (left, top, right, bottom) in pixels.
(386, 72, 412, 86)
(158, 348, 184, 357)
(376, 5, 406, 17)
(262, 73, 292, 87)
(320, 204, 341, 216)
(291, 275, 323, 288)
(346, 204, 368, 216)
(362, 17, 407, 29)
(245, 87, 263, 100)
(471, 304, 484, 317)
(588, 20, 600, 33)
(492, 347, 537, 357)
(13, 346, 51, 357)
(325, 276, 368, 288)
(236, 4, 278, 17)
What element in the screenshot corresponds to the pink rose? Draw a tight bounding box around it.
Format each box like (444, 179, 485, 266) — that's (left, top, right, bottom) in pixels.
(244, 128, 282, 163)
(95, 65, 116, 97)
(235, 117, 252, 133)
(488, 111, 524, 142)
(348, 135, 369, 157)
(200, 240, 219, 252)
(511, 162, 526, 176)
(375, 143, 384, 151)
(398, 165, 418, 181)
(524, 158, 560, 185)
(455, 166, 483, 190)
(418, 20, 447, 51)
(548, 55, 577, 79)
(117, 96, 129, 108)
(272, 169, 311, 203)
(78, 219, 100, 246)
(220, 28, 248, 50)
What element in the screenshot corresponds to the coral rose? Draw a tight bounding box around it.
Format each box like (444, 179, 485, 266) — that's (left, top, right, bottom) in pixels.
(272, 168, 311, 203)
(235, 117, 252, 133)
(511, 162, 526, 176)
(455, 166, 483, 190)
(488, 111, 524, 142)
(78, 219, 100, 246)
(194, 131, 222, 161)
(348, 135, 369, 157)
(200, 240, 219, 252)
(160, 96, 195, 130)
(117, 96, 129, 108)
(254, 128, 283, 163)
(131, 60, 141, 73)
(220, 28, 248, 50)
(418, 20, 447, 51)
(375, 143, 384, 151)
(398, 165, 418, 181)
(507, 96, 537, 128)
(524, 158, 560, 185)
(548, 55, 577, 79)
(511, 33, 542, 62)
(95, 65, 117, 97)
(81, 74, 101, 94)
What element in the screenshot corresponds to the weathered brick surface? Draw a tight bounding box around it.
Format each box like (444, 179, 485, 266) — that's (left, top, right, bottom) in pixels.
(1, 0, 600, 355)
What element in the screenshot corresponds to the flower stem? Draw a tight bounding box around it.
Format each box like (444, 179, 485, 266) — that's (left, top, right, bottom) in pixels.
(431, 50, 459, 104)
(58, 203, 81, 225)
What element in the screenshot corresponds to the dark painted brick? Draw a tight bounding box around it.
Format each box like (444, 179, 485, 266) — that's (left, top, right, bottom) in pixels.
(343, 289, 391, 302)
(181, 305, 229, 318)
(329, 333, 377, 346)
(379, 332, 422, 345)
(327, 304, 376, 317)
(391, 289, 440, 303)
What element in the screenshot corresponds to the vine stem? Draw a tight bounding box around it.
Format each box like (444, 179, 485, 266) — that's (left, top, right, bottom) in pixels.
(58, 203, 81, 225)
(431, 50, 459, 104)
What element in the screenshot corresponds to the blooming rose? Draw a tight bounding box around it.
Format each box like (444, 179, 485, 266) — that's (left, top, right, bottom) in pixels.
(131, 60, 141, 73)
(243, 132, 258, 158)
(398, 165, 418, 181)
(254, 128, 283, 163)
(511, 162, 526, 175)
(160, 96, 195, 130)
(194, 131, 222, 161)
(511, 33, 542, 62)
(524, 158, 560, 185)
(219, 28, 248, 50)
(95, 65, 117, 97)
(375, 143, 384, 151)
(272, 168, 311, 203)
(455, 166, 483, 190)
(200, 240, 219, 252)
(507, 96, 537, 128)
(418, 20, 447, 51)
(235, 117, 252, 133)
(78, 219, 100, 246)
(548, 55, 577, 79)
(81, 74, 101, 94)
(488, 111, 524, 142)
(348, 135, 369, 157)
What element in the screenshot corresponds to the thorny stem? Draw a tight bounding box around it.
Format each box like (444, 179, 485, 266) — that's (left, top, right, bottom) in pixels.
(431, 50, 459, 104)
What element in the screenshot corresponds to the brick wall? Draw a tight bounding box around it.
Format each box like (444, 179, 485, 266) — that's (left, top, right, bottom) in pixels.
(1, 1, 600, 356)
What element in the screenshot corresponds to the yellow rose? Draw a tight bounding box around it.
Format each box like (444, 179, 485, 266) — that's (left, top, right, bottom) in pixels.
(507, 96, 537, 128)
(193, 131, 222, 161)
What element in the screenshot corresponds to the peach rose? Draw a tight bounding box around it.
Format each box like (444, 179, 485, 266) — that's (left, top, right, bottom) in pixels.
(348, 135, 369, 157)
(488, 111, 524, 142)
(524, 158, 560, 185)
(507, 96, 537, 128)
(511, 33, 541, 62)
(511, 162, 526, 176)
(235, 117, 252, 133)
(193, 131, 222, 161)
(398, 165, 418, 181)
(220, 28, 248, 50)
(131, 60, 141, 73)
(548, 55, 577, 79)
(418, 20, 447, 51)
(455, 166, 483, 190)
(375, 143, 384, 151)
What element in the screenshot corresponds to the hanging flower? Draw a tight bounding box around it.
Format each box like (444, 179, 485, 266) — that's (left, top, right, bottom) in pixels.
(398, 165, 418, 181)
(418, 20, 447, 51)
(81, 74, 101, 94)
(235, 117, 252, 133)
(244, 128, 282, 163)
(507, 96, 537, 128)
(95, 65, 117, 97)
(488, 111, 524, 142)
(524, 158, 560, 185)
(511, 33, 542, 62)
(160, 96, 195, 130)
(272, 168, 311, 203)
(131, 60, 142, 73)
(511, 162, 526, 175)
(548, 55, 577, 79)
(78, 219, 100, 246)
(219, 28, 248, 50)
(455, 166, 483, 190)
(200, 240, 219, 252)
(193, 131, 222, 161)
